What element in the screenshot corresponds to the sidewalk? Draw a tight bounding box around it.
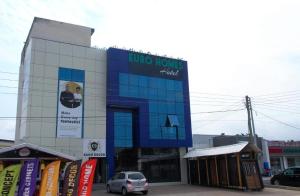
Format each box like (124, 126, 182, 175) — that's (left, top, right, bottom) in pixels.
(92, 183, 106, 191)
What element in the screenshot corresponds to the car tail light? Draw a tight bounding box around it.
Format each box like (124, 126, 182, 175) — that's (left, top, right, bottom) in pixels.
(144, 181, 149, 187)
(126, 180, 133, 190)
(126, 180, 132, 185)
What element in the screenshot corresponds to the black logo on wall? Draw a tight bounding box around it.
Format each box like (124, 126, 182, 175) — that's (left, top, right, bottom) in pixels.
(89, 141, 99, 151)
(128, 52, 184, 80)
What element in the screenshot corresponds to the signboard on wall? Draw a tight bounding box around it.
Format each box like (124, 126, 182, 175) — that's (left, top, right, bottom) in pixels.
(83, 139, 106, 157)
(128, 51, 185, 80)
(57, 80, 84, 138)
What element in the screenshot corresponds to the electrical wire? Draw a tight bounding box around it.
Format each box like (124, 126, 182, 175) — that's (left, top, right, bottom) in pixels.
(191, 108, 245, 114)
(253, 109, 300, 130)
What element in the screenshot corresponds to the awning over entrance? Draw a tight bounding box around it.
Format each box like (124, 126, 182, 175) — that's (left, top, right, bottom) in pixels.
(0, 143, 77, 161)
(184, 142, 261, 159)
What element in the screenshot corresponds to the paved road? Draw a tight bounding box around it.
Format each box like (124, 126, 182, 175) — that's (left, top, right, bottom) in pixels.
(92, 184, 299, 196)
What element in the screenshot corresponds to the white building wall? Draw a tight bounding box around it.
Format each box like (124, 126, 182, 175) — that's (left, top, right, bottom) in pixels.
(15, 37, 106, 158)
(29, 17, 93, 47)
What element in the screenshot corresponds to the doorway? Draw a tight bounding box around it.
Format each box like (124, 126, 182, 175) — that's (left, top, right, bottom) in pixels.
(93, 158, 107, 183)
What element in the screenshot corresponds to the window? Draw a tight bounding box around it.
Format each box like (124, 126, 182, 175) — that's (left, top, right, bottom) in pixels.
(118, 173, 126, 179)
(119, 73, 128, 85)
(284, 169, 294, 175)
(114, 112, 133, 147)
(294, 168, 300, 175)
(128, 173, 145, 180)
(166, 115, 180, 127)
(118, 73, 186, 140)
(113, 173, 120, 180)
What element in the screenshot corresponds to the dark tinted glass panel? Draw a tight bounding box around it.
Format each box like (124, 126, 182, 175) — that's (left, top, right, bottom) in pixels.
(294, 168, 300, 174)
(128, 173, 145, 180)
(140, 148, 180, 183)
(115, 148, 138, 172)
(119, 173, 125, 179)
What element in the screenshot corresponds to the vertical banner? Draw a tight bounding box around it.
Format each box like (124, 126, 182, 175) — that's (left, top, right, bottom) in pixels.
(39, 160, 61, 196)
(18, 159, 39, 196)
(78, 159, 97, 196)
(62, 160, 82, 196)
(0, 164, 21, 196)
(57, 80, 84, 138)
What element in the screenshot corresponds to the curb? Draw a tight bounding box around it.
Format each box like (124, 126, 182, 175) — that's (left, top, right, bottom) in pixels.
(265, 185, 300, 191)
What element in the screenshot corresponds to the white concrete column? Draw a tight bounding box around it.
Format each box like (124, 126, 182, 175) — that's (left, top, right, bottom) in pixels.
(179, 147, 188, 184)
(283, 156, 288, 169)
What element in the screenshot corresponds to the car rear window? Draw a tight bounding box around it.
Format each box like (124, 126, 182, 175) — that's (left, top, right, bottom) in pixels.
(128, 173, 145, 180)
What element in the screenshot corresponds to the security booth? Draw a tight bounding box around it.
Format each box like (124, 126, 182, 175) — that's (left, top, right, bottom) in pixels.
(185, 142, 264, 191)
(0, 143, 76, 176)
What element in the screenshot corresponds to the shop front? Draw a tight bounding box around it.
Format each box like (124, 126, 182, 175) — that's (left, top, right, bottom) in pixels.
(268, 141, 300, 174)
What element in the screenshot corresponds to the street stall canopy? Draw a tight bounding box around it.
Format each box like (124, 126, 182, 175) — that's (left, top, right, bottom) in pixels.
(0, 143, 76, 161)
(185, 142, 264, 191)
(184, 142, 261, 159)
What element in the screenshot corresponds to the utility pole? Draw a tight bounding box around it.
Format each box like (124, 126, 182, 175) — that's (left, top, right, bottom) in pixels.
(245, 96, 255, 144)
(249, 96, 257, 145)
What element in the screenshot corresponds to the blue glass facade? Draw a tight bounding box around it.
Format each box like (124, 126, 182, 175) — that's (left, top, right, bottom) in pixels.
(106, 48, 192, 178)
(114, 112, 133, 147)
(119, 73, 185, 140)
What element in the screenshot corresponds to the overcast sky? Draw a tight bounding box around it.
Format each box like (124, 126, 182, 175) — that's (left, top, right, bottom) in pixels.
(0, 0, 300, 141)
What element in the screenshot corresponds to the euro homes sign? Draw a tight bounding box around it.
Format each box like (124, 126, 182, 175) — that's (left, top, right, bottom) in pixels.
(83, 139, 106, 157)
(128, 51, 185, 80)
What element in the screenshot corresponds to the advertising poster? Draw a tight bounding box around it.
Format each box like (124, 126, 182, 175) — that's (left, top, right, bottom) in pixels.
(83, 139, 106, 158)
(57, 80, 84, 138)
(18, 159, 39, 196)
(62, 160, 82, 196)
(0, 164, 21, 196)
(39, 160, 60, 196)
(78, 159, 97, 196)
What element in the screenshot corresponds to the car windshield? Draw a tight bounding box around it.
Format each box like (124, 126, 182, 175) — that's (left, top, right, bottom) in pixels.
(128, 173, 145, 180)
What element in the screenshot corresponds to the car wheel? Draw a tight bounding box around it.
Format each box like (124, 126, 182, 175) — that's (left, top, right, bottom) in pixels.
(106, 185, 111, 193)
(274, 179, 280, 185)
(142, 190, 148, 195)
(121, 187, 127, 196)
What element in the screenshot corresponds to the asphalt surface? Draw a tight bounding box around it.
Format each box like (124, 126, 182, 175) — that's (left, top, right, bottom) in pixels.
(92, 184, 300, 196)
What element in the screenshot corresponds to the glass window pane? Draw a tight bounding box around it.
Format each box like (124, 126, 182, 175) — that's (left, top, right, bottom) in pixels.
(167, 115, 180, 127)
(119, 73, 128, 85)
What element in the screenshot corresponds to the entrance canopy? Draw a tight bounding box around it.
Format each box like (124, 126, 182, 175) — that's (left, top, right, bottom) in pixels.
(0, 143, 76, 161)
(184, 142, 261, 159)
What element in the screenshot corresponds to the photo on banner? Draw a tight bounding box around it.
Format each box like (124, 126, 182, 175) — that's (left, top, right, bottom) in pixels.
(57, 79, 84, 138)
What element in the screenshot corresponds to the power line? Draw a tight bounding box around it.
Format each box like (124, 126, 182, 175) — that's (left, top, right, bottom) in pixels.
(253, 104, 300, 115)
(190, 91, 242, 98)
(191, 108, 245, 114)
(254, 109, 300, 130)
(254, 90, 300, 98)
(0, 71, 19, 75)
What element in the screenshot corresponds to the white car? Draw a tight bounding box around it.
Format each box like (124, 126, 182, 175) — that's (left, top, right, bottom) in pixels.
(107, 171, 149, 195)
